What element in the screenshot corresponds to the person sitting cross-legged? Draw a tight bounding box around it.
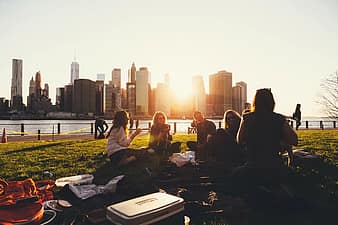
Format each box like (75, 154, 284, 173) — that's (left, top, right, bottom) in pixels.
(106, 111, 143, 167)
(187, 111, 216, 161)
(149, 111, 181, 159)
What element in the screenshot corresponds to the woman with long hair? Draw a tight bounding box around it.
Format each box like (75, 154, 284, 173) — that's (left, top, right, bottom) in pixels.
(236, 88, 298, 185)
(106, 111, 142, 167)
(209, 110, 243, 169)
(149, 111, 180, 158)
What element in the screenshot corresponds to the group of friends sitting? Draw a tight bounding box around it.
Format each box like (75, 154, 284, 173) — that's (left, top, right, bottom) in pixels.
(104, 88, 298, 187)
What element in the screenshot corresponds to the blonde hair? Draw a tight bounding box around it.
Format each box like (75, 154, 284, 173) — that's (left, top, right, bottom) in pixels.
(152, 111, 167, 125)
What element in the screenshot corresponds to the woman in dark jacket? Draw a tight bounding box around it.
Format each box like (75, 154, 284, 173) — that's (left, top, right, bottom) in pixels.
(236, 88, 298, 185)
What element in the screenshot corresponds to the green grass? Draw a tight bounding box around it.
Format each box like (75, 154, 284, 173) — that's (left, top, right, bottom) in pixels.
(0, 134, 197, 181)
(0, 131, 337, 225)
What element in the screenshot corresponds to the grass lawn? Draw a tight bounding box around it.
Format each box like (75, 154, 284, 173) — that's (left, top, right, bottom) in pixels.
(0, 130, 337, 225)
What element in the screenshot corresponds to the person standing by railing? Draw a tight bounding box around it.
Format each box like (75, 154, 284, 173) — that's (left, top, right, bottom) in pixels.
(95, 117, 108, 139)
(292, 104, 301, 130)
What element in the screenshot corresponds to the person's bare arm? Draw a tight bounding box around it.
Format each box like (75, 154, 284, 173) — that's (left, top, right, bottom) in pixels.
(282, 120, 298, 146)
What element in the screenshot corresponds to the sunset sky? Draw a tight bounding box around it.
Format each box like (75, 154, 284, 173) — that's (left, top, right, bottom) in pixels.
(0, 0, 337, 116)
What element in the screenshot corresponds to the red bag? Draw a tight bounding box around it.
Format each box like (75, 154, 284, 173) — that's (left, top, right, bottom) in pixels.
(0, 178, 55, 225)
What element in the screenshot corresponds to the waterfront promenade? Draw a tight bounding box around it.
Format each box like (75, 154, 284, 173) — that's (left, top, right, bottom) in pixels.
(7, 133, 95, 142)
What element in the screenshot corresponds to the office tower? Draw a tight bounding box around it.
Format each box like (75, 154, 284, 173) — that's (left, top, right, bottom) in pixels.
(192, 75, 206, 114)
(29, 77, 35, 95)
(11, 59, 23, 109)
(70, 61, 79, 84)
(35, 71, 42, 98)
(64, 84, 73, 112)
(27, 77, 35, 111)
(127, 63, 137, 116)
(96, 80, 104, 115)
(235, 81, 247, 113)
(232, 85, 242, 114)
(126, 82, 136, 116)
(112, 68, 121, 89)
(105, 82, 121, 117)
(56, 87, 65, 111)
(136, 67, 150, 116)
(73, 79, 96, 114)
(97, 73, 105, 81)
(209, 70, 232, 116)
(121, 88, 127, 110)
(128, 62, 136, 83)
(155, 83, 170, 116)
(43, 83, 49, 97)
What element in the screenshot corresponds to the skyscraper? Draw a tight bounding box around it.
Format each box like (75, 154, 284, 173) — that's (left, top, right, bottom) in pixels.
(11, 59, 23, 109)
(105, 82, 121, 117)
(136, 67, 150, 116)
(232, 85, 242, 114)
(155, 82, 171, 116)
(192, 75, 206, 114)
(35, 71, 42, 98)
(128, 62, 136, 83)
(73, 79, 96, 114)
(29, 77, 35, 96)
(127, 82, 136, 116)
(112, 68, 121, 89)
(235, 81, 247, 113)
(70, 61, 79, 84)
(209, 70, 232, 116)
(95, 80, 104, 115)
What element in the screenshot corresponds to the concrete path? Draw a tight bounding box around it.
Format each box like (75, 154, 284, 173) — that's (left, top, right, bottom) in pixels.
(6, 133, 95, 142)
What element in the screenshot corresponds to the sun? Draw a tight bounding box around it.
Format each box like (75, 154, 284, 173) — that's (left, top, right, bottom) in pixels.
(170, 82, 193, 101)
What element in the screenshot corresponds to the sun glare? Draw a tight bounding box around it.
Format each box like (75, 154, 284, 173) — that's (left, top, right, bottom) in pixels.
(170, 83, 193, 101)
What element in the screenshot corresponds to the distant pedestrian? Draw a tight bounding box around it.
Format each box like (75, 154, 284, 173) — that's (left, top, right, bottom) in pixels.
(293, 104, 301, 130)
(95, 117, 108, 139)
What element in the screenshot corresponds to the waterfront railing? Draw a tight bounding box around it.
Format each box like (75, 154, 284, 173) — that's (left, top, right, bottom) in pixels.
(0, 119, 337, 138)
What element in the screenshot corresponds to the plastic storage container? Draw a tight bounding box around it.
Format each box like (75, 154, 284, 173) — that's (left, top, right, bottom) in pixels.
(106, 192, 184, 225)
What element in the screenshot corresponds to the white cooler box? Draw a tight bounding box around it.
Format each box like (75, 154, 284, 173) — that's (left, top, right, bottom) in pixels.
(106, 192, 184, 225)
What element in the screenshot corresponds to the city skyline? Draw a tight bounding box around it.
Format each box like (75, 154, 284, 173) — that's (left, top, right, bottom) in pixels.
(1, 0, 338, 117)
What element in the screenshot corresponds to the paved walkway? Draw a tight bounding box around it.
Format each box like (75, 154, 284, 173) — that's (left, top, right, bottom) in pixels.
(6, 133, 95, 142)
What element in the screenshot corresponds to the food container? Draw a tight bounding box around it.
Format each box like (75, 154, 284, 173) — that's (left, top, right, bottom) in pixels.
(106, 192, 184, 225)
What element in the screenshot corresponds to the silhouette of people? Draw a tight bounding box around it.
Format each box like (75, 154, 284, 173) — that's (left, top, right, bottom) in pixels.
(106, 111, 143, 167)
(235, 88, 298, 186)
(187, 111, 216, 161)
(293, 104, 301, 130)
(209, 110, 244, 168)
(149, 111, 181, 159)
(95, 117, 108, 139)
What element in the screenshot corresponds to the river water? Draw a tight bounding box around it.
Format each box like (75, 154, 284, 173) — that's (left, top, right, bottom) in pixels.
(0, 117, 336, 136)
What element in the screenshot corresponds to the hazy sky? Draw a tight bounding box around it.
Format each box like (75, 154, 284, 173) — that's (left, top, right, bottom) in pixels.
(1, 0, 337, 116)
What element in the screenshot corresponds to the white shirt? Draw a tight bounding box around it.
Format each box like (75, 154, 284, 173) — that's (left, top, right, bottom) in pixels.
(106, 127, 132, 157)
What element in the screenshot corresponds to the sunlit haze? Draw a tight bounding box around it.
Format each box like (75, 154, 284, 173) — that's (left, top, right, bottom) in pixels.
(1, 0, 337, 116)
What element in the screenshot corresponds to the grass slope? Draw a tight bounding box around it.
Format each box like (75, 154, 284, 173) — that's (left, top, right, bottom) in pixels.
(0, 131, 337, 225)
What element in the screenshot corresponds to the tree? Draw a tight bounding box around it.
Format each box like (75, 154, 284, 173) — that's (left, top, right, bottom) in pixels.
(317, 71, 338, 119)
